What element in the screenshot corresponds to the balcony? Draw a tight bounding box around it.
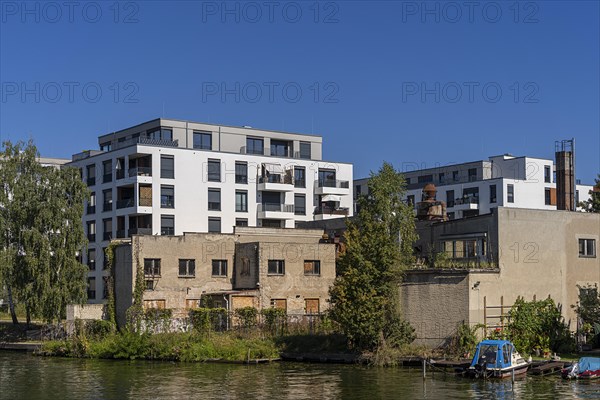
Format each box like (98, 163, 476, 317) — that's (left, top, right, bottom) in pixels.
(128, 227, 152, 236)
(257, 203, 295, 219)
(451, 196, 480, 211)
(128, 167, 152, 177)
(258, 172, 294, 192)
(117, 198, 135, 209)
(314, 206, 350, 221)
(314, 179, 350, 195)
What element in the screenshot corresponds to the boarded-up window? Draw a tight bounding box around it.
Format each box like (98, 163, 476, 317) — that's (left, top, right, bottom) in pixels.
(144, 299, 166, 309)
(270, 299, 287, 310)
(305, 299, 319, 314)
(304, 260, 321, 275)
(232, 296, 256, 309)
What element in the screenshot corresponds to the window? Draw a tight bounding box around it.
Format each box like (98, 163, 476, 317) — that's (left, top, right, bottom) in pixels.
(246, 137, 264, 155)
(161, 185, 174, 208)
(145, 280, 156, 291)
(294, 167, 306, 188)
(438, 173, 445, 183)
(179, 259, 196, 277)
(453, 171, 459, 181)
(100, 142, 111, 151)
(208, 217, 221, 233)
(103, 189, 113, 212)
(160, 155, 174, 179)
(270, 299, 287, 310)
(236, 218, 248, 227)
(579, 239, 596, 258)
(193, 131, 212, 150)
(87, 278, 96, 300)
(87, 249, 96, 270)
(207, 159, 221, 182)
(208, 189, 221, 211)
(299, 142, 311, 159)
(544, 188, 551, 205)
(318, 169, 336, 187)
(87, 192, 96, 214)
(212, 259, 228, 276)
(161, 215, 174, 235)
(261, 219, 281, 228)
(102, 219, 112, 241)
(87, 221, 96, 242)
(270, 139, 290, 157)
(86, 164, 96, 186)
(490, 185, 497, 204)
(294, 194, 306, 215)
(235, 162, 248, 184)
(147, 127, 172, 141)
(468, 168, 477, 182)
(268, 260, 285, 275)
(304, 260, 320, 275)
(305, 299, 319, 314)
(544, 165, 551, 183)
(442, 238, 486, 259)
(102, 277, 109, 300)
(418, 175, 433, 184)
(103, 160, 112, 183)
(235, 191, 248, 212)
(144, 258, 161, 276)
(507, 184, 515, 203)
(446, 190, 455, 207)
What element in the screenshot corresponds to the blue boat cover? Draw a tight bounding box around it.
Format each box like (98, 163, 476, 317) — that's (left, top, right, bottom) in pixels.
(578, 357, 600, 372)
(470, 340, 517, 369)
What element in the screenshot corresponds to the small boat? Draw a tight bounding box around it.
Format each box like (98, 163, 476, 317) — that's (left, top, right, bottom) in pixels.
(561, 357, 600, 380)
(462, 340, 530, 378)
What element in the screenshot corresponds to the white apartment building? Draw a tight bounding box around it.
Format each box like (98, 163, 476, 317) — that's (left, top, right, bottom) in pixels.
(68, 118, 353, 303)
(354, 153, 593, 220)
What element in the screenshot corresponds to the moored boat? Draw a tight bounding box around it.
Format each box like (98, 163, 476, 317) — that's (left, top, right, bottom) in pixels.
(462, 340, 530, 379)
(561, 357, 600, 379)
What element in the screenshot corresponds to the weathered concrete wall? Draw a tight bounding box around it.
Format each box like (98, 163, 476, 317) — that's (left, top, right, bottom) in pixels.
(401, 270, 470, 347)
(66, 304, 105, 321)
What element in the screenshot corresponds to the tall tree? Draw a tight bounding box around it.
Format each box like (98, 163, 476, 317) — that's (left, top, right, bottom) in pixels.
(0, 140, 88, 325)
(578, 174, 600, 213)
(329, 162, 417, 351)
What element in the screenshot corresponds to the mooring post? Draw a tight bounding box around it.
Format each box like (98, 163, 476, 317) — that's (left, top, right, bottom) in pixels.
(422, 358, 426, 379)
(511, 368, 515, 388)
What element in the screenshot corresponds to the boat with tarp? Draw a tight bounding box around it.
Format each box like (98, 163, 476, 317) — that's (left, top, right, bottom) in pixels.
(561, 357, 600, 379)
(462, 340, 530, 378)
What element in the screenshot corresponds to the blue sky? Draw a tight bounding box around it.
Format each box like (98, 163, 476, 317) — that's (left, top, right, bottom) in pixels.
(1, 1, 598, 183)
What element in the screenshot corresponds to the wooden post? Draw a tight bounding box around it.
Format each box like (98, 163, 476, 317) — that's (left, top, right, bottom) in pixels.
(483, 296, 487, 336)
(500, 296, 504, 330)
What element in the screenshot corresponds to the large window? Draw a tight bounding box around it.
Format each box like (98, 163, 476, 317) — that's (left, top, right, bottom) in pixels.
(211, 260, 228, 276)
(103, 189, 113, 212)
(270, 139, 290, 157)
(235, 162, 248, 184)
(507, 184, 515, 203)
(318, 169, 336, 187)
(179, 259, 196, 277)
(299, 142, 311, 159)
(103, 160, 112, 183)
(161, 185, 174, 208)
(268, 260, 285, 275)
(207, 159, 221, 182)
(579, 239, 596, 258)
(208, 189, 221, 211)
(193, 131, 212, 150)
(161, 215, 174, 235)
(468, 168, 477, 182)
(144, 258, 161, 276)
(441, 238, 486, 259)
(294, 194, 306, 215)
(147, 127, 172, 141)
(236, 191, 248, 212)
(87, 221, 96, 242)
(246, 137, 264, 155)
(304, 260, 320, 275)
(294, 167, 305, 188)
(208, 217, 221, 233)
(86, 164, 96, 186)
(161, 155, 174, 179)
(102, 218, 112, 241)
(490, 185, 497, 204)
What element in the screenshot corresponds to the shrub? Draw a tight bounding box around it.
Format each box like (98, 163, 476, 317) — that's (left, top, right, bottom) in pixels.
(190, 308, 227, 335)
(261, 308, 287, 336)
(235, 307, 258, 329)
(85, 320, 115, 339)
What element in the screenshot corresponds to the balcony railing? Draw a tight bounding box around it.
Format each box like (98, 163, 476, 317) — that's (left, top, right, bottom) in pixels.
(86, 177, 96, 186)
(128, 167, 152, 177)
(103, 203, 112, 212)
(103, 173, 113, 183)
(316, 179, 349, 189)
(103, 232, 112, 241)
(314, 206, 349, 216)
(454, 195, 479, 205)
(240, 146, 265, 155)
(113, 137, 179, 150)
(128, 227, 152, 236)
(87, 233, 96, 242)
(139, 197, 152, 207)
(259, 173, 293, 185)
(116, 169, 125, 180)
(294, 179, 306, 188)
(117, 198, 134, 209)
(258, 203, 294, 213)
(116, 230, 127, 238)
(87, 205, 96, 214)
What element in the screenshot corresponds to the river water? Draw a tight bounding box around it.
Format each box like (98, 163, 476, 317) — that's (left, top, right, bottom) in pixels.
(1, 351, 600, 399)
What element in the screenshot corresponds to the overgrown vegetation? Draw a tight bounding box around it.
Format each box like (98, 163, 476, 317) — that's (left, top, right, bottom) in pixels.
(573, 285, 600, 347)
(578, 174, 600, 213)
(449, 322, 484, 357)
(329, 162, 416, 353)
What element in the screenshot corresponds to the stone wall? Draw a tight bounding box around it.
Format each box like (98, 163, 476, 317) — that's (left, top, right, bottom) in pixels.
(66, 304, 105, 321)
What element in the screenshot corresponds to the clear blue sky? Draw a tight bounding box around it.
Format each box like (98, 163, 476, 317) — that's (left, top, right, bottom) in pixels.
(1, 1, 598, 183)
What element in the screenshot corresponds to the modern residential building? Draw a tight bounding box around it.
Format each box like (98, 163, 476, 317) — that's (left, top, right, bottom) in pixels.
(113, 227, 336, 327)
(354, 150, 593, 219)
(68, 118, 353, 304)
(402, 207, 600, 347)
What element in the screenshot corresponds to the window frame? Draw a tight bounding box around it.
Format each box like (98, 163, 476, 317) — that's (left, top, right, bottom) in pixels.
(299, 142, 311, 159)
(235, 162, 248, 184)
(235, 190, 248, 212)
(207, 159, 221, 182)
(507, 184, 515, 203)
(208, 217, 221, 233)
(294, 194, 306, 215)
(160, 155, 175, 179)
(268, 259, 285, 275)
(208, 188, 221, 211)
(144, 258, 161, 277)
(160, 215, 175, 236)
(193, 131, 212, 150)
(246, 137, 264, 155)
(178, 259, 196, 278)
(161, 185, 175, 208)
(303, 260, 321, 276)
(211, 259, 228, 277)
(579, 239, 597, 258)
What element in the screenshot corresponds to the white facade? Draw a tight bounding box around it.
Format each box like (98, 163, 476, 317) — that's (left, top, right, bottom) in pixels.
(69, 118, 353, 303)
(355, 154, 593, 220)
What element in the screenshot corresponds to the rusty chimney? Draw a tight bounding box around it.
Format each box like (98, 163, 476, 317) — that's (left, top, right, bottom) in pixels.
(555, 139, 576, 211)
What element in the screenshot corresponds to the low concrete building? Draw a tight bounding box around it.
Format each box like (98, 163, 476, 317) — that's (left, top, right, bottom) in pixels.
(403, 207, 600, 347)
(113, 227, 336, 327)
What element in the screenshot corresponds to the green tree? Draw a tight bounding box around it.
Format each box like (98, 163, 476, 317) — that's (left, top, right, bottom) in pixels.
(578, 174, 600, 213)
(0, 140, 88, 325)
(329, 162, 417, 351)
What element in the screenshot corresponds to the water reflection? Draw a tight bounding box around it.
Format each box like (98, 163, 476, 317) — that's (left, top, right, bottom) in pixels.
(2, 352, 600, 399)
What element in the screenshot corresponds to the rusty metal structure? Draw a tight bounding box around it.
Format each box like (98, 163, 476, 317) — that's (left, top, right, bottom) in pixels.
(555, 139, 576, 211)
(416, 183, 448, 221)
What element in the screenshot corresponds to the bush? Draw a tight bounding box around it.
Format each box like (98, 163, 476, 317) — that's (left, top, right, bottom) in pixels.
(190, 308, 228, 334)
(85, 320, 115, 339)
(261, 308, 287, 336)
(235, 307, 258, 329)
